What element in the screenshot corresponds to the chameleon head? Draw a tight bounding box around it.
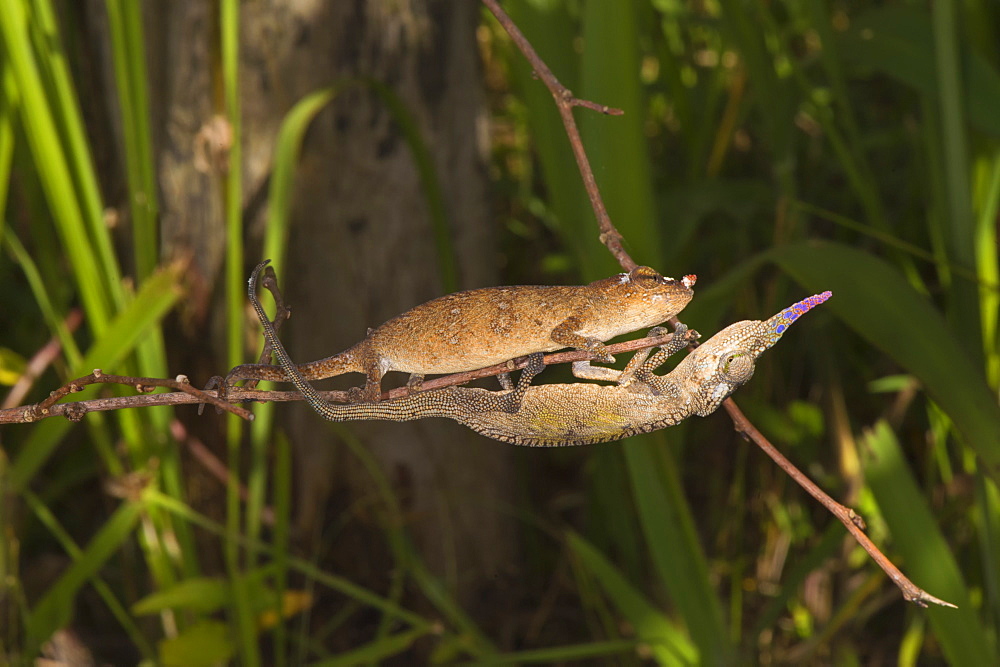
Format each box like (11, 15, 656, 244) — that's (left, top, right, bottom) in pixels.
(607, 266, 696, 329)
(678, 291, 832, 416)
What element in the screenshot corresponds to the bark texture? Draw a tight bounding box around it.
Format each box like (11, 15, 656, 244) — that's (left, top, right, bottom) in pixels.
(140, 0, 516, 614)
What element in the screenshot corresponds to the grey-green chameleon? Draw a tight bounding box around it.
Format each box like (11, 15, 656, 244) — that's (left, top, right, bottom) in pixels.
(247, 260, 830, 446)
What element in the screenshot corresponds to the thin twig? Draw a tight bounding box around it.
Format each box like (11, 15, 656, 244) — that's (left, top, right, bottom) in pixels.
(482, 0, 636, 270)
(1, 308, 83, 410)
(170, 420, 275, 526)
(723, 399, 955, 608)
(5, 370, 253, 424)
(482, 0, 953, 608)
(0, 332, 683, 424)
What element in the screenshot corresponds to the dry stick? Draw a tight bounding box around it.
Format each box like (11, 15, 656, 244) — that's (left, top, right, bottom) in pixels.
(723, 400, 955, 609)
(1, 308, 83, 410)
(0, 332, 683, 424)
(481, 0, 636, 271)
(170, 420, 275, 526)
(11, 370, 253, 424)
(480, 0, 953, 608)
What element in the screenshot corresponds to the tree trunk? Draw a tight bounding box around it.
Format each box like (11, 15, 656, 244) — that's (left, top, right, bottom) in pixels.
(140, 0, 517, 618)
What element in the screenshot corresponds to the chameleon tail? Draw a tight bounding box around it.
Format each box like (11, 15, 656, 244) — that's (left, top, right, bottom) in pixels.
(761, 291, 832, 349)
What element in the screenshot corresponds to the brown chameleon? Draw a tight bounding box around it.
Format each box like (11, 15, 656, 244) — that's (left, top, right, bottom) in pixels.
(222, 260, 695, 401)
(246, 259, 830, 445)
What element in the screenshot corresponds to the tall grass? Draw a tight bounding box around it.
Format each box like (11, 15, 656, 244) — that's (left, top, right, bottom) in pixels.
(0, 0, 997, 663)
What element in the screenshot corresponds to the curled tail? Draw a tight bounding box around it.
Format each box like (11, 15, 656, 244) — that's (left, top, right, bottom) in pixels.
(248, 260, 463, 422)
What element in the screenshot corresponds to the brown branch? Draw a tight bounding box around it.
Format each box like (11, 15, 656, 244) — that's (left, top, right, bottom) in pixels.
(482, 0, 636, 271)
(2, 308, 83, 410)
(723, 399, 955, 608)
(483, 0, 953, 609)
(170, 420, 275, 526)
(0, 332, 681, 424)
(1, 370, 253, 424)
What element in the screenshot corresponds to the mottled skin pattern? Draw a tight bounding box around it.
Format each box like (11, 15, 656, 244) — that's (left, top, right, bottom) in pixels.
(249, 260, 830, 445)
(227, 261, 695, 400)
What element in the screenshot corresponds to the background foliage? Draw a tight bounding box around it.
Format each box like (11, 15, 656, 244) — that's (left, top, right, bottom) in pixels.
(1, 0, 998, 664)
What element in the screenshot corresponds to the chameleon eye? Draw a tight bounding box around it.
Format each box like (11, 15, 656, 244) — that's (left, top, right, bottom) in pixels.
(721, 353, 755, 383)
(629, 266, 665, 286)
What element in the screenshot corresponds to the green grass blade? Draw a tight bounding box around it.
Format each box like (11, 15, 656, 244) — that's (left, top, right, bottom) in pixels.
(105, 0, 159, 280)
(158, 620, 236, 667)
(862, 421, 995, 663)
(772, 241, 1000, 482)
(0, 72, 13, 227)
(143, 489, 433, 630)
(71, 263, 184, 376)
(218, 0, 256, 662)
(311, 628, 428, 667)
(0, 0, 112, 329)
(500, 0, 590, 270)
(21, 491, 154, 660)
(10, 262, 183, 489)
(132, 577, 231, 616)
(566, 529, 699, 665)
(25, 500, 143, 657)
(580, 0, 660, 274)
(625, 434, 731, 664)
(29, 0, 124, 303)
(251, 87, 339, 569)
(270, 432, 292, 667)
(367, 78, 458, 293)
(261, 86, 337, 276)
(931, 0, 981, 361)
(463, 639, 648, 665)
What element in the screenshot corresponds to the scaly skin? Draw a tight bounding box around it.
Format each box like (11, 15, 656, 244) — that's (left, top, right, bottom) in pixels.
(249, 260, 830, 445)
(225, 260, 696, 400)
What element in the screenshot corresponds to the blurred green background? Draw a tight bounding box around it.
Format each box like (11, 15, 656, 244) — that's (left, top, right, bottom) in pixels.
(1, 0, 998, 664)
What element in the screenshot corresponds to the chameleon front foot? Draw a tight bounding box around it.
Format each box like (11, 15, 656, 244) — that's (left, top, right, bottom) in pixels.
(501, 353, 545, 413)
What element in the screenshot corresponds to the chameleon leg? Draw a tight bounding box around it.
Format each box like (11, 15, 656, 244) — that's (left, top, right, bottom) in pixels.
(496, 372, 514, 391)
(501, 352, 545, 413)
(634, 325, 700, 391)
(551, 315, 615, 364)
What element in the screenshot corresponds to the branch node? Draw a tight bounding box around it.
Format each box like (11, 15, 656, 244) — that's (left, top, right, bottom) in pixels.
(93, 369, 103, 378)
(64, 403, 87, 422)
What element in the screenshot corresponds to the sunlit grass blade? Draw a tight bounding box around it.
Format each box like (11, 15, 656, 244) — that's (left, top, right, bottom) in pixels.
(0, 0, 112, 329)
(0, 76, 13, 228)
(28, 0, 124, 303)
(10, 262, 185, 488)
(862, 421, 994, 664)
(217, 0, 257, 662)
(566, 529, 699, 665)
(772, 241, 1000, 482)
